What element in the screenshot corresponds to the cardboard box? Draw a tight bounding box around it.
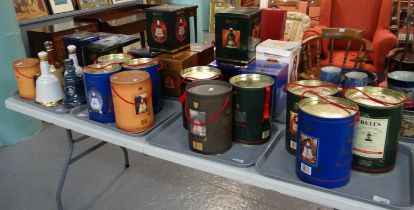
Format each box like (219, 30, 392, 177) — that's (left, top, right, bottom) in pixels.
(63, 31, 100, 67)
(215, 8, 261, 64)
(190, 43, 215, 66)
(82, 34, 140, 65)
(245, 60, 288, 122)
(208, 60, 248, 81)
(156, 50, 198, 98)
(145, 5, 190, 53)
(256, 39, 301, 82)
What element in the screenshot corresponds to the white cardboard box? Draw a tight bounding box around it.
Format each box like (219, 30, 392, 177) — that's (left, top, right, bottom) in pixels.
(256, 39, 301, 82)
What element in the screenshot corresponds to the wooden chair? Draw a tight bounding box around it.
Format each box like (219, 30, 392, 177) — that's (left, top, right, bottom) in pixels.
(299, 28, 373, 80)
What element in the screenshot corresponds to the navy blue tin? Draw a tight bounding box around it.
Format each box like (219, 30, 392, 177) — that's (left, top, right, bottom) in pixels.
(122, 58, 163, 113)
(83, 63, 122, 123)
(208, 60, 248, 81)
(296, 96, 358, 188)
(245, 60, 288, 122)
(63, 31, 100, 67)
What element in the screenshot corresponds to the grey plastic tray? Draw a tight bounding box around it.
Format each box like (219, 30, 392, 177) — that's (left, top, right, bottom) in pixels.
(69, 99, 180, 137)
(146, 113, 281, 167)
(255, 125, 414, 209)
(11, 91, 71, 114)
(400, 137, 414, 144)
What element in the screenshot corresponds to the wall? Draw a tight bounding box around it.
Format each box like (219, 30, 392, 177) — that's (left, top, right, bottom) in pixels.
(0, 1, 42, 147)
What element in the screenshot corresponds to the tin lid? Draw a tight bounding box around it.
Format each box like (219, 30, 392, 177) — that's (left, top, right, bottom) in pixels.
(13, 58, 39, 68)
(299, 96, 358, 118)
(110, 70, 150, 84)
(83, 63, 122, 74)
(180, 66, 221, 80)
(146, 4, 187, 12)
(122, 58, 159, 69)
(345, 87, 406, 107)
(187, 80, 232, 97)
(215, 7, 261, 17)
(97, 53, 134, 64)
(230, 74, 274, 89)
(287, 80, 338, 97)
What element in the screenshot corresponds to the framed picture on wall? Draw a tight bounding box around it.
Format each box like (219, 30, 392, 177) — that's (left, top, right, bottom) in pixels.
(47, 0, 75, 14)
(13, 0, 49, 21)
(112, 0, 135, 4)
(77, 0, 112, 10)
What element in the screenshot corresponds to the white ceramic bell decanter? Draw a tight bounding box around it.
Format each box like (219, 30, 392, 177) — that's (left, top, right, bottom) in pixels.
(66, 45, 83, 76)
(35, 51, 64, 106)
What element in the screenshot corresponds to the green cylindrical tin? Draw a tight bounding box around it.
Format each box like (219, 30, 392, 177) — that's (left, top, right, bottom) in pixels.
(286, 80, 339, 155)
(180, 66, 222, 129)
(230, 74, 274, 144)
(345, 87, 406, 173)
(97, 53, 134, 65)
(185, 80, 233, 155)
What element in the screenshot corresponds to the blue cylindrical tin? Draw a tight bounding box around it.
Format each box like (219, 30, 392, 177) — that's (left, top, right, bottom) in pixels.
(83, 63, 122, 123)
(296, 96, 358, 188)
(122, 58, 163, 113)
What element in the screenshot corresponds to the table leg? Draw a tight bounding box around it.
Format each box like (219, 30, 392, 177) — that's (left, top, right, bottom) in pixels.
(194, 16, 198, 43)
(120, 147, 130, 168)
(56, 129, 130, 210)
(56, 129, 74, 210)
(140, 31, 146, 48)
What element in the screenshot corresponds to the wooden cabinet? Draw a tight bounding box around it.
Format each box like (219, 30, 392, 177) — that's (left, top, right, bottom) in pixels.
(27, 20, 98, 62)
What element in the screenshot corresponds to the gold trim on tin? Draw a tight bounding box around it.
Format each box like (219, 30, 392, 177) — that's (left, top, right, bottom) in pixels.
(345, 87, 406, 108)
(229, 74, 274, 88)
(97, 54, 134, 64)
(180, 66, 222, 80)
(287, 80, 339, 97)
(299, 96, 358, 118)
(36, 99, 62, 107)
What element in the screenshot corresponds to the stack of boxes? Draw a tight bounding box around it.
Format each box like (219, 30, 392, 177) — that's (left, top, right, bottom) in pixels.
(144, 4, 216, 98)
(207, 7, 301, 122)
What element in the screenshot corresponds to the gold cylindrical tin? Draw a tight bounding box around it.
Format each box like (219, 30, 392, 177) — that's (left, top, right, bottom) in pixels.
(12, 58, 40, 100)
(345, 87, 406, 173)
(110, 70, 154, 133)
(97, 53, 134, 65)
(286, 80, 339, 155)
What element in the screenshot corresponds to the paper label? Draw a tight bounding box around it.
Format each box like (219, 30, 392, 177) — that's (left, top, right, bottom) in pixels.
(262, 129, 270, 139)
(301, 162, 312, 175)
(353, 117, 389, 159)
(373, 195, 390, 205)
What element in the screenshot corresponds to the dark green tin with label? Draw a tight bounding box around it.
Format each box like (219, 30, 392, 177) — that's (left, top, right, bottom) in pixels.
(345, 87, 406, 173)
(230, 74, 274, 144)
(215, 8, 261, 64)
(286, 80, 339, 155)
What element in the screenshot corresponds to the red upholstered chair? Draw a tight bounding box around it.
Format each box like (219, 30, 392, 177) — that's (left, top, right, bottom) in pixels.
(260, 8, 287, 41)
(302, 0, 398, 81)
